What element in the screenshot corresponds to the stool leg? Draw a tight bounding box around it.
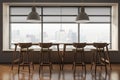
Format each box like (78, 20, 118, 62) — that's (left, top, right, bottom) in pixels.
(39, 63, 43, 75)
(57, 51, 62, 70)
(11, 62, 14, 70)
(74, 64, 76, 74)
(62, 63, 64, 71)
(29, 65, 30, 74)
(18, 65, 20, 74)
(62, 50, 65, 71)
(73, 51, 76, 70)
(39, 65, 40, 74)
(84, 65, 86, 75)
(106, 46, 112, 70)
(95, 65, 97, 76)
(73, 50, 77, 73)
(105, 65, 107, 74)
(31, 52, 34, 70)
(91, 51, 95, 70)
(18, 54, 21, 74)
(28, 53, 30, 74)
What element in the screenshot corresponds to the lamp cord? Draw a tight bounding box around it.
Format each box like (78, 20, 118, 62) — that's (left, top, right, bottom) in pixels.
(33, 0, 35, 6)
(60, 7, 62, 30)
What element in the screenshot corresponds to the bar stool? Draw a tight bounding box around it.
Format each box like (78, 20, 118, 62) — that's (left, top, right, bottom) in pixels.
(72, 43, 86, 74)
(54, 44, 62, 71)
(92, 43, 108, 75)
(18, 43, 34, 74)
(11, 44, 19, 70)
(39, 43, 52, 75)
(105, 44, 112, 70)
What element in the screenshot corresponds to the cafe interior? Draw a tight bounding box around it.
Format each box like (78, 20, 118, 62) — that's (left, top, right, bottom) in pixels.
(0, 0, 120, 80)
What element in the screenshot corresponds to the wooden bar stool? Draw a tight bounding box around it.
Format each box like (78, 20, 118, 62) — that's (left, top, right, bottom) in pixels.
(54, 44, 62, 71)
(105, 44, 112, 70)
(93, 43, 108, 75)
(39, 43, 52, 75)
(18, 43, 34, 74)
(11, 44, 19, 70)
(72, 43, 86, 74)
(61, 43, 73, 70)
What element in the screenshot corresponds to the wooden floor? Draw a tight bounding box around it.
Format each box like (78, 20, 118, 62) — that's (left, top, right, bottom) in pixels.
(0, 64, 120, 80)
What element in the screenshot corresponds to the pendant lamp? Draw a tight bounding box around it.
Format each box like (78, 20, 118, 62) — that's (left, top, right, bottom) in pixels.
(27, 6, 40, 22)
(76, 6, 89, 23)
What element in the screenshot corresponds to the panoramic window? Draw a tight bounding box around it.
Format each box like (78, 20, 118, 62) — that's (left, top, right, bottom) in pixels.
(9, 6, 111, 49)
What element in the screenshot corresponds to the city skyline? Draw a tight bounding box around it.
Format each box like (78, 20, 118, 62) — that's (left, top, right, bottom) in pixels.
(11, 24, 110, 45)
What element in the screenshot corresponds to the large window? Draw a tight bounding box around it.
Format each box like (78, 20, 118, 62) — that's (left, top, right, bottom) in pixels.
(9, 6, 111, 49)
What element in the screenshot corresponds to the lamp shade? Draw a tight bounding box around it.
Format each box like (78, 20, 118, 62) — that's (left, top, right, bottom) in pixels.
(27, 6, 40, 22)
(76, 7, 89, 23)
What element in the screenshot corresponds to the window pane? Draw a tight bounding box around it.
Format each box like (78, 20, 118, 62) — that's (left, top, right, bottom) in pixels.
(11, 16, 27, 22)
(10, 7, 41, 15)
(62, 7, 78, 15)
(43, 16, 76, 22)
(11, 16, 41, 23)
(43, 24, 78, 43)
(89, 16, 111, 22)
(11, 23, 41, 48)
(43, 7, 60, 15)
(85, 7, 111, 15)
(43, 7, 78, 15)
(10, 7, 31, 15)
(80, 24, 110, 43)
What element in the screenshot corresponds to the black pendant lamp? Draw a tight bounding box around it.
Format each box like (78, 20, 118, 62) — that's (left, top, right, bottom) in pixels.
(27, 6, 40, 22)
(76, 7, 89, 23)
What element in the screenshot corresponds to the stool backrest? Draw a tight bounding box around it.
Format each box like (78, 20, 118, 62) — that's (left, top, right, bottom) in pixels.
(93, 43, 107, 48)
(73, 43, 86, 48)
(18, 43, 32, 48)
(39, 43, 52, 48)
